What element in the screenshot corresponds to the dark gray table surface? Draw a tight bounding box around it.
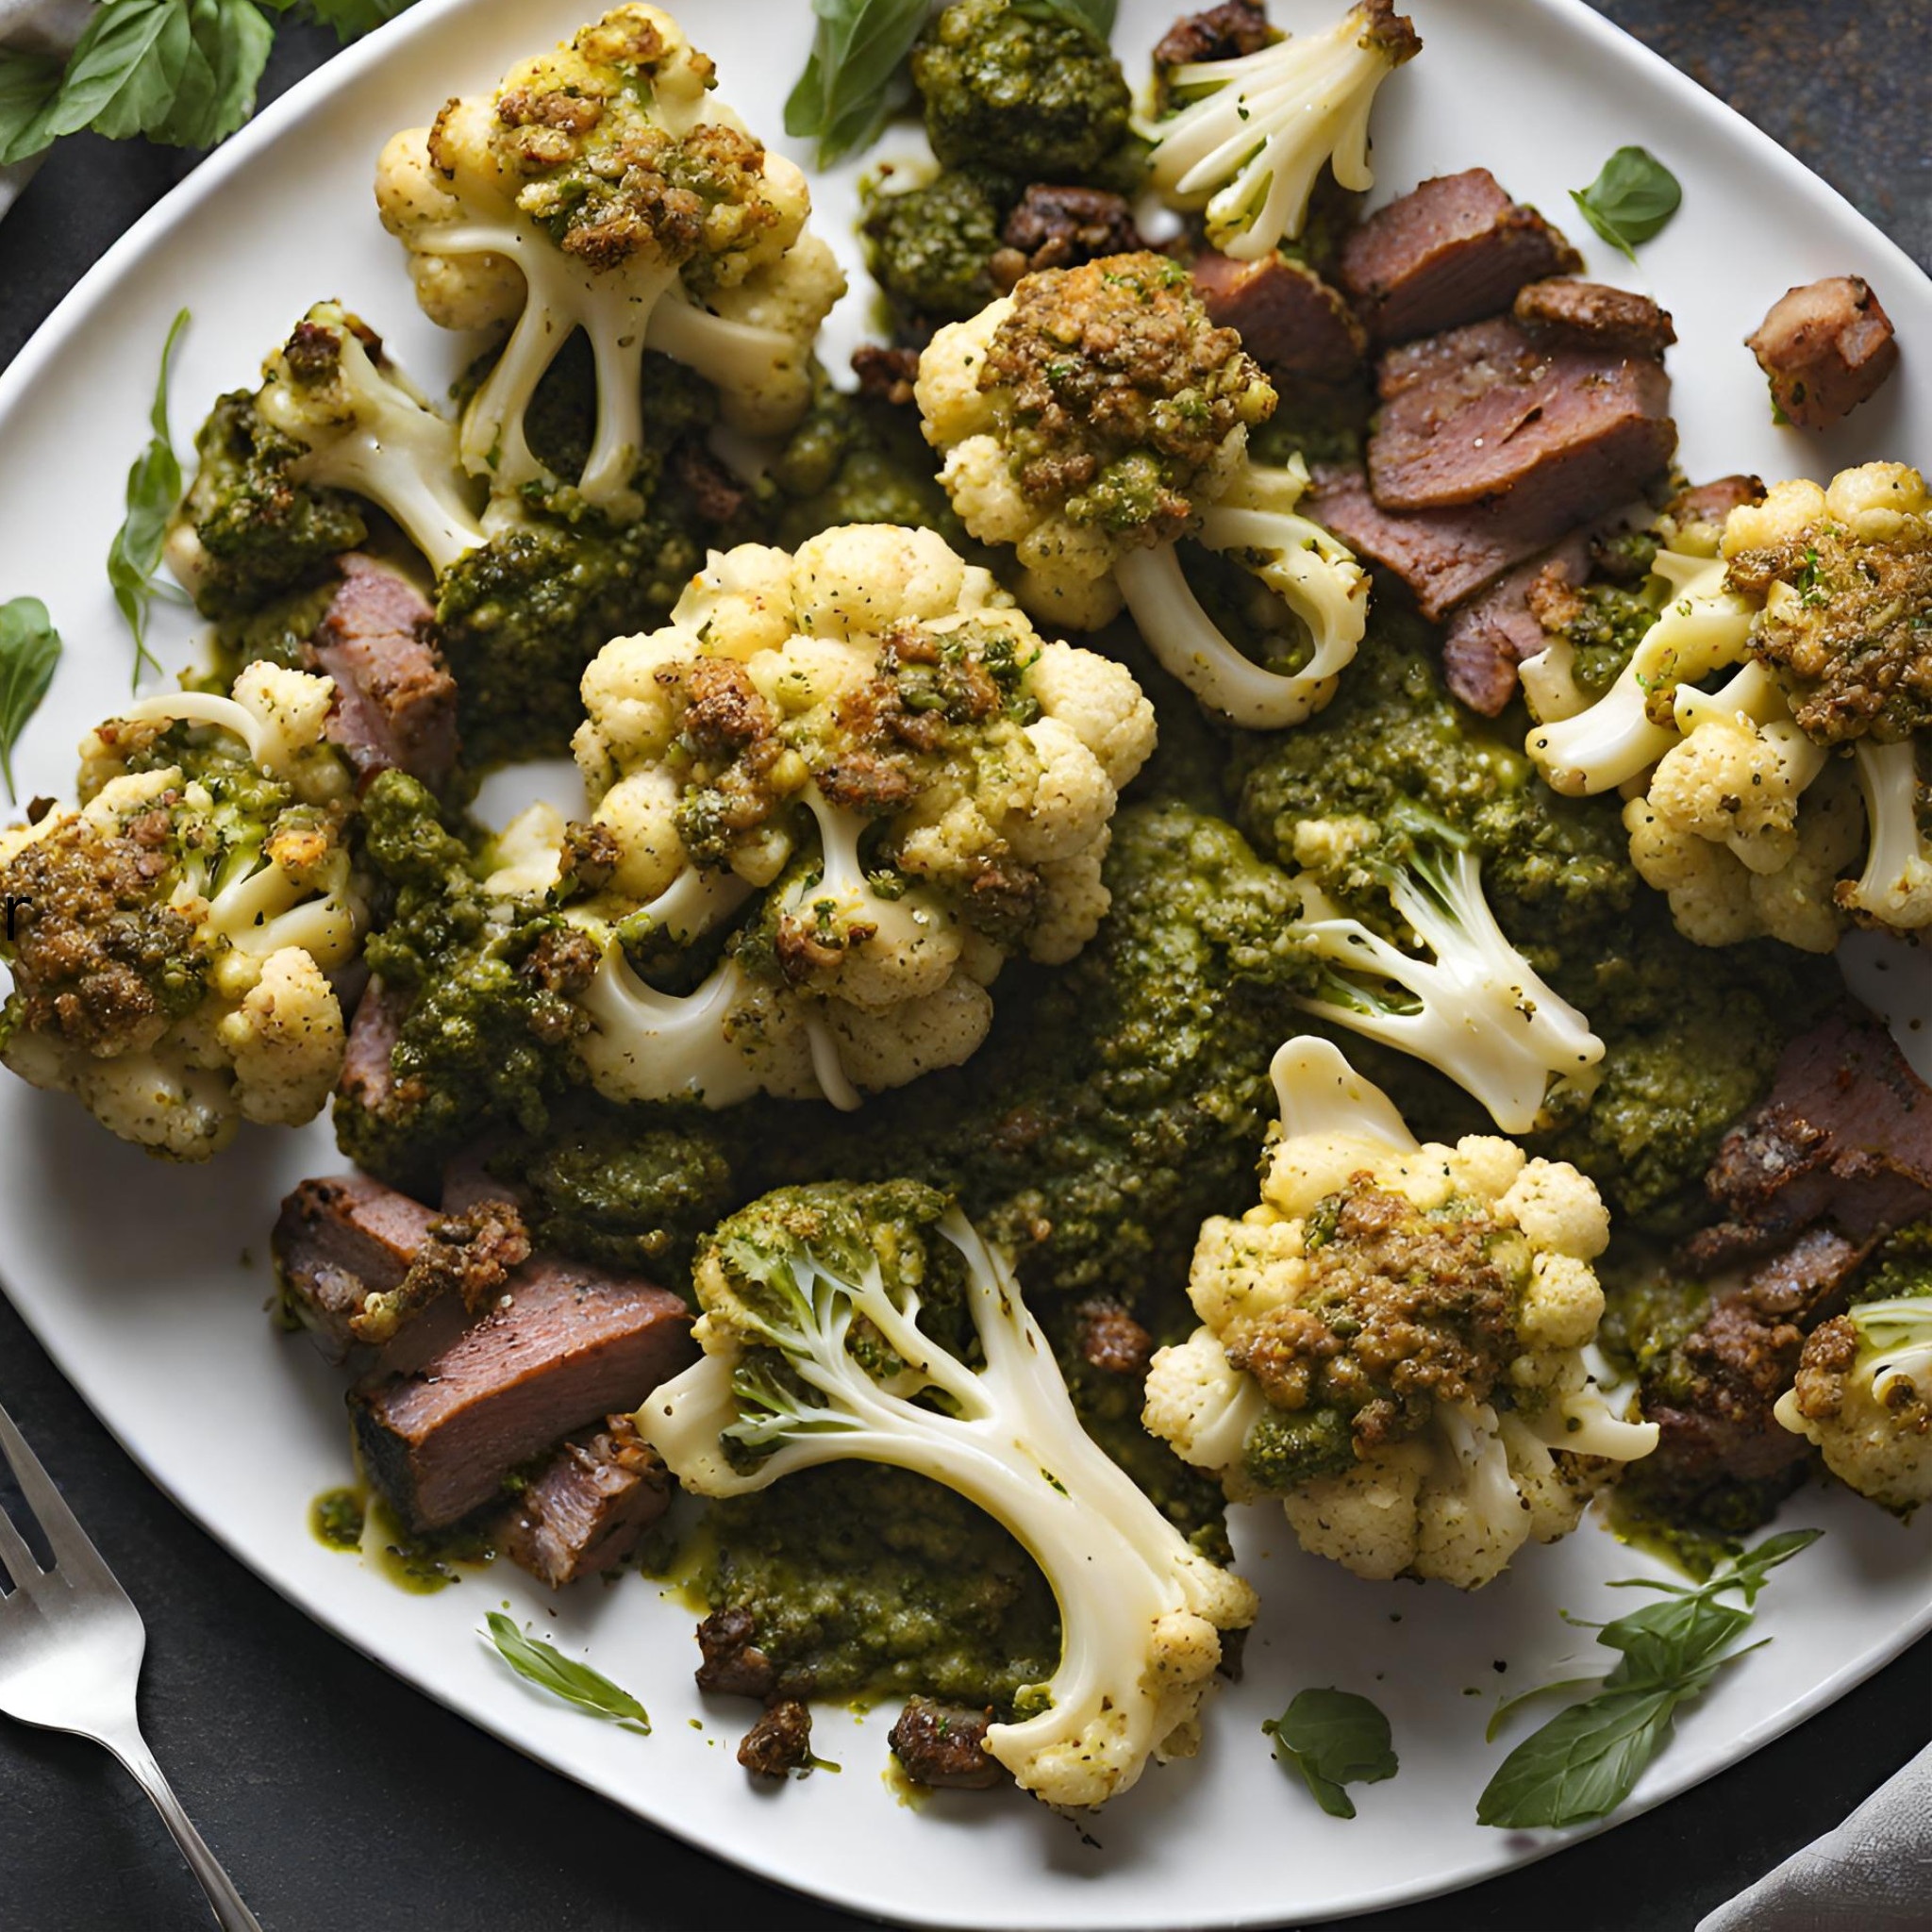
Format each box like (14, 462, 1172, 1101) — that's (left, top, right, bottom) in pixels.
(1, 8, 1927, 1930)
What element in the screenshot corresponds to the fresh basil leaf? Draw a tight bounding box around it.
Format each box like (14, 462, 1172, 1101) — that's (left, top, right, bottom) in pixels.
(1009, 0, 1117, 37)
(785, 0, 928, 167)
(1570, 145, 1681, 262)
(483, 1611, 651, 1734)
(0, 598, 62, 804)
(0, 48, 66, 165)
(149, 0, 274, 149)
(45, 0, 193, 145)
(107, 308, 190, 687)
(305, 0, 416, 42)
(1266, 1688, 1397, 1820)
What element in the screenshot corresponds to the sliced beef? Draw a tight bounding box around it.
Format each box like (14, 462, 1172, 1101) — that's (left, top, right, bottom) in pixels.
(992, 186, 1146, 291)
(1153, 0, 1273, 69)
(1367, 313, 1674, 514)
(1685, 1005, 1932, 1273)
(1340, 168, 1581, 343)
(738, 1700, 813, 1777)
(888, 1698, 1006, 1790)
(1308, 461, 1586, 620)
(310, 555, 458, 791)
(501, 1413, 671, 1588)
(1638, 1225, 1869, 1510)
(1667, 473, 1764, 535)
(1191, 250, 1365, 380)
(1513, 277, 1677, 355)
(441, 1141, 530, 1217)
(1441, 528, 1593, 715)
(339, 978, 404, 1116)
(1747, 275, 1899, 432)
(353, 1260, 693, 1530)
(274, 1175, 529, 1378)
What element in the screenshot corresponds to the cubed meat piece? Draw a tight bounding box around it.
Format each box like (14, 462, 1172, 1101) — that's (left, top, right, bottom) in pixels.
(694, 1607, 780, 1699)
(1308, 461, 1585, 620)
(671, 441, 748, 525)
(888, 1698, 1007, 1790)
(352, 1261, 693, 1531)
(1368, 314, 1675, 514)
(310, 555, 458, 791)
(992, 186, 1146, 291)
(1340, 168, 1582, 343)
(1747, 276, 1900, 432)
(1685, 1004, 1932, 1274)
(1072, 1294, 1154, 1375)
(501, 1414, 671, 1588)
(738, 1700, 813, 1777)
(1441, 529, 1594, 716)
(274, 1175, 530, 1377)
(1191, 251, 1366, 380)
(1153, 0, 1273, 69)
(1513, 277, 1677, 356)
(851, 344, 922, 407)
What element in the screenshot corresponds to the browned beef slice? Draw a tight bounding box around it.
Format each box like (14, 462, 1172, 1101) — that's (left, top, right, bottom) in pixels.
(1441, 528, 1594, 716)
(311, 555, 458, 791)
(273, 1174, 440, 1364)
(440, 1142, 531, 1216)
(1747, 276, 1900, 432)
(1308, 462, 1584, 620)
(501, 1413, 671, 1588)
(1512, 277, 1676, 355)
(340, 977, 405, 1115)
(694, 1607, 779, 1699)
(1686, 1005, 1932, 1273)
(1153, 0, 1272, 68)
(993, 185, 1147, 291)
(888, 1699, 1006, 1790)
(1641, 1225, 1868, 1498)
(1668, 474, 1764, 533)
(1191, 250, 1365, 380)
(1340, 168, 1582, 343)
(352, 1262, 693, 1530)
(1367, 315, 1675, 514)
(738, 1700, 813, 1776)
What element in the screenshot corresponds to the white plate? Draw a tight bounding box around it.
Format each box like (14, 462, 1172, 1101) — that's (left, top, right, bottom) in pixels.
(0, 2, 1927, 1926)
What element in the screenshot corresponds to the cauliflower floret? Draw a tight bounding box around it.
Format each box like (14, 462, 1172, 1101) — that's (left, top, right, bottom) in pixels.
(218, 947, 345, 1126)
(1144, 1038, 1654, 1588)
(1646, 713, 1815, 874)
(564, 525, 1153, 1109)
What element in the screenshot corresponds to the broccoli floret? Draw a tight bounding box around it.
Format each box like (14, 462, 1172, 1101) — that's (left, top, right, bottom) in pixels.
(863, 167, 1015, 329)
(912, 0, 1131, 179)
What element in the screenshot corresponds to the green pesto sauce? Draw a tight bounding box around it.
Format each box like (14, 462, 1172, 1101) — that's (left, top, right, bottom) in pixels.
(308, 1485, 497, 1595)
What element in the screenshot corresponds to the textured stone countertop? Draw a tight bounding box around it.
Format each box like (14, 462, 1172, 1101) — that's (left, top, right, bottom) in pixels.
(0, 7, 1925, 1929)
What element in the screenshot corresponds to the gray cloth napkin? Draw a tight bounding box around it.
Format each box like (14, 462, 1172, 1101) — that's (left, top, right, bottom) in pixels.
(0, 0, 91, 221)
(1698, 1740, 1932, 1931)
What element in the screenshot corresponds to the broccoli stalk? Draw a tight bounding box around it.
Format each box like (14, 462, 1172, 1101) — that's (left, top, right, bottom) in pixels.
(1289, 805, 1605, 1135)
(1113, 458, 1370, 726)
(640, 1182, 1257, 1807)
(1141, 0, 1420, 262)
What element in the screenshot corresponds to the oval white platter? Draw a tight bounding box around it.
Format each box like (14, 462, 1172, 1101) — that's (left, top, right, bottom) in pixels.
(0, 1, 1926, 1925)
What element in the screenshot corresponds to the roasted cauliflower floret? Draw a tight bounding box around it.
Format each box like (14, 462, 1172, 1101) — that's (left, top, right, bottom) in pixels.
(917, 252, 1369, 726)
(0, 672, 362, 1159)
(1775, 1224, 1932, 1515)
(375, 4, 841, 505)
(559, 524, 1154, 1109)
(1144, 1039, 1654, 1590)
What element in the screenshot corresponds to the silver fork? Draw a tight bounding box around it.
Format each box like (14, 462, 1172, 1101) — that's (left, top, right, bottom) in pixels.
(0, 1400, 262, 1931)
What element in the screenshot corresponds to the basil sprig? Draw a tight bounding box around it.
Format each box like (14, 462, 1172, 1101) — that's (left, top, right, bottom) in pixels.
(483, 1611, 652, 1735)
(108, 308, 190, 688)
(0, 598, 61, 804)
(1477, 1528, 1821, 1830)
(0, 0, 412, 168)
(1570, 145, 1682, 262)
(785, 0, 929, 169)
(1265, 1687, 1398, 1819)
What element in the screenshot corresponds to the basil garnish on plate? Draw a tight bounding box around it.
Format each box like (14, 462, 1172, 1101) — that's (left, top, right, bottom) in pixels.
(1570, 145, 1682, 261)
(107, 308, 190, 688)
(1477, 1528, 1821, 1830)
(785, 0, 929, 169)
(483, 1611, 652, 1736)
(0, 597, 61, 804)
(1265, 1687, 1398, 1819)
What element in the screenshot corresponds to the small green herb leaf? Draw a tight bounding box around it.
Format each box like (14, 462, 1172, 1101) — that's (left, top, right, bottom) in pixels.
(482, 1612, 651, 1734)
(107, 308, 190, 688)
(1569, 145, 1681, 262)
(0, 598, 62, 805)
(304, 0, 416, 43)
(0, 49, 66, 165)
(784, 0, 928, 168)
(1009, 0, 1117, 37)
(1265, 1688, 1397, 1820)
(149, 0, 276, 150)
(1477, 1528, 1820, 1829)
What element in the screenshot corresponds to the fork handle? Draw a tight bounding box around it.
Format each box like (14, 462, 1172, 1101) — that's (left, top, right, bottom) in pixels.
(105, 1727, 264, 1932)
